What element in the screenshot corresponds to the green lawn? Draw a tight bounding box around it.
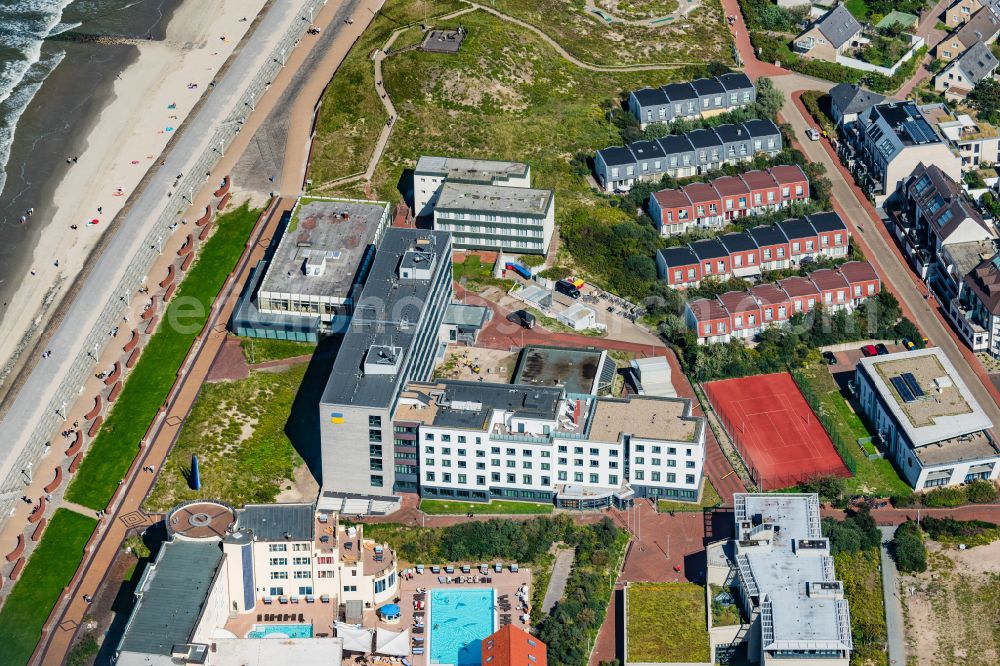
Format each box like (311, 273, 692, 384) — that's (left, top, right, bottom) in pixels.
(144, 363, 306, 511)
(845, 0, 868, 19)
(796, 364, 912, 497)
(627, 582, 710, 663)
(658, 477, 723, 512)
(419, 499, 554, 515)
(66, 203, 262, 510)
(239, 338, 316, 364)
(0, 509, 97, 666)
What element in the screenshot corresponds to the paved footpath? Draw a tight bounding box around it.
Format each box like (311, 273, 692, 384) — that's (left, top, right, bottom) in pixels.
(878, 525, 907, 666)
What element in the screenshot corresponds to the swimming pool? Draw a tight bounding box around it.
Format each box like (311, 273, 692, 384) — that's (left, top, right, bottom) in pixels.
(430, 588, 495, 666)
(246, 623, 313, 639)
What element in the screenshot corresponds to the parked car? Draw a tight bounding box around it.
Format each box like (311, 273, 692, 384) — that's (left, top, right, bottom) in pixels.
(902, 338, 916, 350)
(875, 343, 889, 355)
(861, 344, 878, 357)
(822, 351, 836, 365)
(806, 128, 821, 141)
(506, 309, 535, 329)
(555, 279, 581, 299)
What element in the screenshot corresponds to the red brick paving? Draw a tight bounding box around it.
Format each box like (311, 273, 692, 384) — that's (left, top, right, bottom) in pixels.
(822, 503, 1000, 525)
(205, 337, 250, 382)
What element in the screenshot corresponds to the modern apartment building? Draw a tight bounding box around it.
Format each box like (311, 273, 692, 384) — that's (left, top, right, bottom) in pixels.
(924, 105, 1000, 170)
(413, 155, 531, 218)
(433, 181, 555, 255)
(627, 73, 756, 129)
(114, 501, 399, 665)
(656, 213, 850, 288)
(839, 101, 961, 204)
(685, 261, 880, 343)
(732, 493, 853, 665)
(648, 165, 810, 236)
(394, 380, 707, 507)
(318, 229, 453, 509)
(594, 119, 783, 191)
(855, 347, 1000, 489)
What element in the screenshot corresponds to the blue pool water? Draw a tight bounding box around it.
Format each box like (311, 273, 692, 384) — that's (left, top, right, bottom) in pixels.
(246, 623, 313, 639)
(430, 588, 495, 666)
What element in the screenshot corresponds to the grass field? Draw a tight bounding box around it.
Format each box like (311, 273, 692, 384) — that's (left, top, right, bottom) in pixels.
(419, 499, 554, 515)
(658, 477, 722, 512)
(0, 510, 97, 666)
(627, 582, 710, 663)
(66, 203, 262, 510)
(144, 363, 306, 511)
(239, 338, 316, 364)
(796, 363, 912, 497)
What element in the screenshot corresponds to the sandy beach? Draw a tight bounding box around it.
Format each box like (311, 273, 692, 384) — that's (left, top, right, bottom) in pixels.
(0, 0, 267, 397)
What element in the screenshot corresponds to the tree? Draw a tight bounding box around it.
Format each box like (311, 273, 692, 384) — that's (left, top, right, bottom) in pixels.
(968, 78, 1000, 125)
(893, 318, 924, 347)
(800, 474, 846, 502)
(892, 520, 927, 572)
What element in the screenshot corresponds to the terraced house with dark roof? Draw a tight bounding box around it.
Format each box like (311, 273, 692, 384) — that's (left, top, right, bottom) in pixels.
(627, 73, 755, 129)
(594, 119, 782, 191)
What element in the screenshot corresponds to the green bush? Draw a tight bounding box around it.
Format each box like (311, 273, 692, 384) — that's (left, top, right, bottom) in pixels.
(965, 480, 998, 503)
(800, 474, 847, 503)
(823, 507, 881, 554)
(923, 485, 967, 507)
(892, 520, 927, 572)
(891, 492, 920, 508)
(921, 516, 1000, 543)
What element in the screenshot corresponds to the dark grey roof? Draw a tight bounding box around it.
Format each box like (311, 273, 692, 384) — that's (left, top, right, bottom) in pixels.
(630, 140, 667, 160)
(719, 232, 757, 253)
(806, 211, 847, 233)
(955, 42, 999, 86)
(958, 6, 1000, 49)
(656, 134, 695, 154)
(691, 77, 725, 96)
(632, 87, 668, 106)
(687, 128, 723, 149)
(431, 381, 563, 428)
(117, 541, 224, 657)
(718, 72, 753, 91)
(690, 238, 730, 260)
(598, 145, 636, 166)
(828, 83, 885, 116)
(744, 118, 780, 138)
(714, 123, 750, 143)
(511, 345, 611, 395)
(870, 102, 941, 146)
(236, 503, 314, 541)
(816, 4, 863, 49)
(321, 229, 451, 408)
(658, 246, 699, 266)
(778, 217, 818, 240)
(747, 224, 788, 247)
(663, 82, 698, 102)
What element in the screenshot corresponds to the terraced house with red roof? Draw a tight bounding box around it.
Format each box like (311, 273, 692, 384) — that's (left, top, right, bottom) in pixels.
(684, 261, 881, 343)
(647, 165, 809, 236)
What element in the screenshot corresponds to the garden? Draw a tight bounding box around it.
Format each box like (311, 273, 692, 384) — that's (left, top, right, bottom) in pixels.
(66, 202, 263, 510)
(658, 477, 722, 512)
(626, 582, 710, 663)
(0, 509, 97, 666)
(362, 516, 628, 666)
(418, 498, 554, 515)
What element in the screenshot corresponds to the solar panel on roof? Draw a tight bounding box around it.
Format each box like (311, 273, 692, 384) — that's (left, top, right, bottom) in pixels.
(890, 376, 914, 402)
(902, 372, 924, 397)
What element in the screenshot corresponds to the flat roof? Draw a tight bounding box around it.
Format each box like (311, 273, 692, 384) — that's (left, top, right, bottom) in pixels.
(259, 198, 388, 298)
(233, 503, 314, 542)
(436, 182, 552, 217)
(321, 229, 451, 408)
(858, 348, 993, 447)
(511, 345, 610, 395)
(117, 540, 224, 657)
(210, 638, 344, 666)
(734, 494, 852, 652)
(415, 155, 529, 182)
(587, 395, 699, 443)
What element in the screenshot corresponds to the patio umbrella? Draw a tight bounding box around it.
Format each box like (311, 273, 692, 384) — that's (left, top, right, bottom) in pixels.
(379, 603, 401, 620)
(375, 628, 410, 657)
(335, 622, 373, 654)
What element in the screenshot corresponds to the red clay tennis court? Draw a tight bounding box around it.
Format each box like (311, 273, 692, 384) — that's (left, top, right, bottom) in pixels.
(704, 372, 849, 490)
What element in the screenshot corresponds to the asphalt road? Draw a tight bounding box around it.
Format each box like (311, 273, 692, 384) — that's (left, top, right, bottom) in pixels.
(879, 525, 907, 666)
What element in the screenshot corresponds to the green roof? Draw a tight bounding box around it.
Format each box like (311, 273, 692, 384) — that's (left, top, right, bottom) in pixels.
(117, 540, 224, 657)
(876, 11, 918, 29)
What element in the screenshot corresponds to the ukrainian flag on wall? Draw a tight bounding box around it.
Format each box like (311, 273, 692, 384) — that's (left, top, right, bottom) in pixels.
(330, 412, 344, 424)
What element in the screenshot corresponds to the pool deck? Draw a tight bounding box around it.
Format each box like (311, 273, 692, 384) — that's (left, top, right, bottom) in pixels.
(222, 566, 532, 665)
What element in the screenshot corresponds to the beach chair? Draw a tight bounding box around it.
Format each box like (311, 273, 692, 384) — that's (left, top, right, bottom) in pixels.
(299, 613, 304, 622)
(257, 614, 262, 622)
